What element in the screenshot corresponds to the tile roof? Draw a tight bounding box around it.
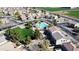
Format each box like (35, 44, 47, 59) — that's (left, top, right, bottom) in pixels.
(48, 26, 59, 32)
(62, 43, 74, 51)
(52, 32, 63, 40)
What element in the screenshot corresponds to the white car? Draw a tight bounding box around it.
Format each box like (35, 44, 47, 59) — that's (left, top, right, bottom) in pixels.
(16, 20, 23, 23)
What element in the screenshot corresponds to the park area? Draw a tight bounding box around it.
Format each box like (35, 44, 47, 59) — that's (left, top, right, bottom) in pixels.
(5, 27, 34, 44)
(4, 20, 42, 46)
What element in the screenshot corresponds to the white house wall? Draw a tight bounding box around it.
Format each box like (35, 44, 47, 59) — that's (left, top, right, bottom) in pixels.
(56, 38, 71, 45)
(56, 17, 65, 23)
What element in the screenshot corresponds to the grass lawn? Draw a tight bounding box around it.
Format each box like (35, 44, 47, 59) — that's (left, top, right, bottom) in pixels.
(7, 27, 35, 42)
(39, 7, 70, 12)
(66, 11, 79, 19)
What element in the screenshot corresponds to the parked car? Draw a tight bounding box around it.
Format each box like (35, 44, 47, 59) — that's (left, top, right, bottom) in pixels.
(66, 23, 75, 28)
(71, 32, 78, 36)
(72, 29, 79, 33)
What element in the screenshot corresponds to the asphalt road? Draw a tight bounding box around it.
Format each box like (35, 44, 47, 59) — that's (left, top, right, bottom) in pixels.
(58, 23, 79, 43)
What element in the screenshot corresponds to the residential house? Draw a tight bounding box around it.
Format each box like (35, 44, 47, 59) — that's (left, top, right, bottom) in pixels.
(56, 17, 67, 23)
(61, 42, 74, 51)
(0, 18, 9, 24)
(74, 23, 79, 28)
(52, 31, 70, 45)
(46, 27, 70, 45)
(61, 42, 79, 51)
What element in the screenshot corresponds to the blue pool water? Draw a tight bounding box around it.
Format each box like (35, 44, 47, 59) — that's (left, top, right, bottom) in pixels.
(36, 22, 48, 29)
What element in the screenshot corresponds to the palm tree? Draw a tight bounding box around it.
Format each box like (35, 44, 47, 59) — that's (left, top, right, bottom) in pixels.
(14, 11, 22, 20)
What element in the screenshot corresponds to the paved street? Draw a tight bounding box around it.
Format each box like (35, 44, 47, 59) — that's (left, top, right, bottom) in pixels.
(58, 26, 78, 42)
(58, 23, 79, 44)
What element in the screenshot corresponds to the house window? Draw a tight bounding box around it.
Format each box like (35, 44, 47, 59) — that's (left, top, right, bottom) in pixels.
(63, 40, 65, 42)
(61, 40, 64, 42)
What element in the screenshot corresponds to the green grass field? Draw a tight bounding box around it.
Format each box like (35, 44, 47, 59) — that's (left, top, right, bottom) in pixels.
(39, 7, 70, 12)
(6, 27, 34, 42)
(39, 7, 79, 19)
(67, 11, 79, 19)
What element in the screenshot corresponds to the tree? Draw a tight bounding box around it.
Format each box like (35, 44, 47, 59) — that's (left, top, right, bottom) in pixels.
(34, 16, 37, 19)
(53, 19, 57, 26)
(48, 23, 53, 27)
(5, 28, 17, 42)
(25, 22, 32, 29)
(2, 11, 5, 15)
(14, 11, 20, 16)
(5, 27, 35, 45)
(34, 29, 41, 39)
(38, 40, 51, 51)
(6, 11, 10, 16)
(15, 41, 21, 46)
(14, 11, 22, 20)
(17, 15, 22, 20)
(25, 36, 31, 44)
(43, 40, 50, 49)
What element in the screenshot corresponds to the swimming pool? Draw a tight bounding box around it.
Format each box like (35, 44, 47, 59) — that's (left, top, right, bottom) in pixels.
(36, 22, 48, 29)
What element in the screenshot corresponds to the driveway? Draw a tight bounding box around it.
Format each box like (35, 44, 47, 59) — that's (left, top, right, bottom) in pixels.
(0, 41, 22, 51)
